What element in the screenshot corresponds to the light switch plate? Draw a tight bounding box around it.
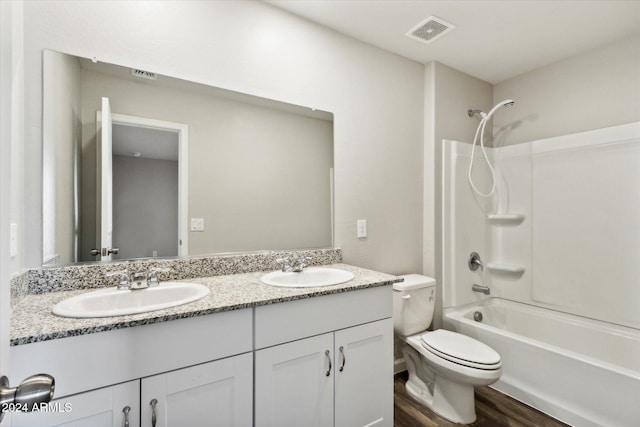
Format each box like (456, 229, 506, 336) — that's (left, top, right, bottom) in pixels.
(190, 218, 205, 232)
(357, 219, 367, 238)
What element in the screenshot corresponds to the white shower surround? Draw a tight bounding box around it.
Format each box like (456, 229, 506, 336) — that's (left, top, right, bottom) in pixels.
(442, 122, 640, 425)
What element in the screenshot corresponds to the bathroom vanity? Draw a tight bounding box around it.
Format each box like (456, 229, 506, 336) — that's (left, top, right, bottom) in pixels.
(9, 262, 398, 427)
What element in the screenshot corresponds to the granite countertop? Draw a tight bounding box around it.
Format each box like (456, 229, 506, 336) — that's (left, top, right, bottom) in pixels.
(11, 263, 400, 346)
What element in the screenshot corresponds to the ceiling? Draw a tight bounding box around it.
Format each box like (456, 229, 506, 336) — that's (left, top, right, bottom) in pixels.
(268, 0, 640, 84)
(113, 124, 179, 161)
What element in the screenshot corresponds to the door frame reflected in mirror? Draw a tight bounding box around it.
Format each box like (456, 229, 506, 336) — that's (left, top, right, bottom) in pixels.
(96, 110, 189, 262)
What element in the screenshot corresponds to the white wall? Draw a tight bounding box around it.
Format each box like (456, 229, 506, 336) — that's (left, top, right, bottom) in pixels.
(1, 0, 24, 378)
(112, 156, 179, 260)
(6, 2, 25, 277)
(22, 0, 425, 274)
(493, 35, 640, 145)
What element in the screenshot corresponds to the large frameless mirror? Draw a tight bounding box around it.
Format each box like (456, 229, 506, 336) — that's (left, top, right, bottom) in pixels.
(42, 50, 334, 266)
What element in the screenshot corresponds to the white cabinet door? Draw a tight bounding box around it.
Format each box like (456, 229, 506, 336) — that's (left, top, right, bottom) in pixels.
(334, 319, 394, 427)
(255, 333, 334, 427)
(141, 353, 252, 427)
(11, 380, 139, 427)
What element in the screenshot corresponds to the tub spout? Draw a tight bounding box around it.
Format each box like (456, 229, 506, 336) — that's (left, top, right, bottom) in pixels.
(472, 284, 490, 295)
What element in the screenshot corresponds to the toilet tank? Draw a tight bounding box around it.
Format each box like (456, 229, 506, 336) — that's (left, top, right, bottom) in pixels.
(393, 274, 436, 336)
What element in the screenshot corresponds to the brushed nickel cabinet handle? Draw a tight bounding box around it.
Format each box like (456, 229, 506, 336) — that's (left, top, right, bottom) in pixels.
(339, 346, 346, 372)
(325, 350, 332, 377)
(150, 398, 158, 427)
(122, 405, 131, 427)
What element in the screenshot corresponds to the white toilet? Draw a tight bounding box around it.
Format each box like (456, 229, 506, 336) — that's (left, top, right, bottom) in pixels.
(393, 274, 502, 424)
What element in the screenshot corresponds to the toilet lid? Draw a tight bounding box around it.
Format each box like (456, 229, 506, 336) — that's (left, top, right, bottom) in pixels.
(421, 329, 501, 369)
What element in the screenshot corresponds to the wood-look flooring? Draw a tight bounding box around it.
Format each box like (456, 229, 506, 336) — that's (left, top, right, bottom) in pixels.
(394, 372, 569, 427)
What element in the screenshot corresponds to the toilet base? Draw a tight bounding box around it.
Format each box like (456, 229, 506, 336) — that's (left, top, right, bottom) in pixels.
(405, 369, 477, 424)
(402, 338, 492, 424)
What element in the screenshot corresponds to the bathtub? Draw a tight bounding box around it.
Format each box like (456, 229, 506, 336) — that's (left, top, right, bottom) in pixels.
(444, 298, 640, 427)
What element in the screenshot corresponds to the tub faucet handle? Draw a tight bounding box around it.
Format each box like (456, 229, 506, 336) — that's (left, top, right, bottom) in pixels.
(469, 252, 484, 271)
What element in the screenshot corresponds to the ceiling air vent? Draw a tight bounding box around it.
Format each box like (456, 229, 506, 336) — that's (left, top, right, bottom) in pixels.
(131, 68, 158, 80)
(406, 16, 455, 44)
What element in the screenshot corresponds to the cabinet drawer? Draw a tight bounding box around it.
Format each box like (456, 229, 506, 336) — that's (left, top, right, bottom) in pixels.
(255, 285, 391, 349)
(10, 308, 253, 398)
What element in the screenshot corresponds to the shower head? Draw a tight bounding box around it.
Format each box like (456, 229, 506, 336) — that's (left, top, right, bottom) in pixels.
(483, 99, 515, 120)
(468, 99, 514, 120)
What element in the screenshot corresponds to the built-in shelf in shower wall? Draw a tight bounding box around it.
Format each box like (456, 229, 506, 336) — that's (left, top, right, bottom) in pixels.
(486, 213, 525, 225)
(486, 215, 527, 280)
(486, 263, 526, 276)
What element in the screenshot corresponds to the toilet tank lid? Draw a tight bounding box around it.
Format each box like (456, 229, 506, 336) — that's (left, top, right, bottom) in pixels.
(394, 274, 436, 291)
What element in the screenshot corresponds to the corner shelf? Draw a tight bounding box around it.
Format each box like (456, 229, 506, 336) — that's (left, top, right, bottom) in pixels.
(487, 213, 525, 225)
(486, 263, 526, 275)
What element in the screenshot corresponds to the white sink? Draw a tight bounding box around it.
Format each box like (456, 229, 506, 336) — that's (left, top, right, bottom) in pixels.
(52, 282, 210, 318)
(261, 267, 355, 288)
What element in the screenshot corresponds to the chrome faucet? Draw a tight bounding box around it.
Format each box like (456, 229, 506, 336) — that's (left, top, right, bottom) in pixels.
(106, 270, 131, 290)
(277, 256, 311, 272)
(468, 252, 484, 271)
(107, 268, 170, 290)
(130, 272, 148, 290)
(472, 284, 490, 295)
(147, 268, 170, 287)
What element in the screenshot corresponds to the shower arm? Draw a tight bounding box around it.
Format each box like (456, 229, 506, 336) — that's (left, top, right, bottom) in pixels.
(467, 109, 482, 118)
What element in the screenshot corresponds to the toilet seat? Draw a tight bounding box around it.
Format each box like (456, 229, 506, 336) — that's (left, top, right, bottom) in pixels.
(421, 330, 501, 370)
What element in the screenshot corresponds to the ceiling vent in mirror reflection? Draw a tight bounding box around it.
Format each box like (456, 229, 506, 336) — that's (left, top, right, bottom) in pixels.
(131, 68, 158, 80)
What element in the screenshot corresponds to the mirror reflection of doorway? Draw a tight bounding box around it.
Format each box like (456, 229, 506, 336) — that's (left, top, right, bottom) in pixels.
(92, 107, 189, 263)
(111, 123, 179, 260)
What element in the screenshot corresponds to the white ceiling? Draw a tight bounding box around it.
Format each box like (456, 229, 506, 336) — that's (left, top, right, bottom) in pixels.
(112, 124, 179, 161)
(268, 0, 640, 84)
